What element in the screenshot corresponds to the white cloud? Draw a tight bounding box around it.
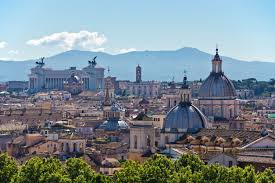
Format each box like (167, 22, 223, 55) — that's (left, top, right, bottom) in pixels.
(119, 48, 137, 54)
(8, 50, 19, 55)
(90, 47, 106, 52)
(0, 41, 7, 49)
(0, 57, 10, 61)
(26, 30, 107, 51)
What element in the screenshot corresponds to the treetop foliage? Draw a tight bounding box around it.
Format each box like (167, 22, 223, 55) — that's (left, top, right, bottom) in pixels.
(0, 153, 274, 183)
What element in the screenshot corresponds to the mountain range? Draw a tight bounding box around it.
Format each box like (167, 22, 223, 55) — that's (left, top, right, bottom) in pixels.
(0, 47, 275, 82)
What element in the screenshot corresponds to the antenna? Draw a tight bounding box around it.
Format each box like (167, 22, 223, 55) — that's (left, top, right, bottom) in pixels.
(107, 66, 110, 76)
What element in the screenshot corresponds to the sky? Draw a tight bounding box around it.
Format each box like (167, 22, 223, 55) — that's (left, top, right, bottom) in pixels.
(0, 0, 275, 61)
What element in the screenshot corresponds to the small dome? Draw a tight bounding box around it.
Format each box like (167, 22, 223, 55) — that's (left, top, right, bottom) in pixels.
(163, 102, 208, 133)
(198, 72, 236, 99)
(98, 120, 129, 131)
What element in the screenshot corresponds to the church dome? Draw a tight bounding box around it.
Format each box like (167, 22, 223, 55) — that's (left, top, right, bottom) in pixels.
(198, 48, 236, 99)
(163, 102, 208, 133)
(198, 72, 236, 99)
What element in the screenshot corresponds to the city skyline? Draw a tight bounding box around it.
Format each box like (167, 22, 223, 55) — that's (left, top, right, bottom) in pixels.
(1, 0, 275, 61)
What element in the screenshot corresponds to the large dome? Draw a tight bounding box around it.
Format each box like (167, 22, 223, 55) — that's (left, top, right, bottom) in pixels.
(163, 102, 208, 133)
(198, 72, 236, 99)
(198, 48, 237, 99)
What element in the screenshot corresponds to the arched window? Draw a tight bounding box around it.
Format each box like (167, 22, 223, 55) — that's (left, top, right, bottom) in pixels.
(61, 143, 64, 152)
(80, 143, 83, 151)
(134, 135, 137, 149)
(66, 143, 70, 152)
(73, 143, 77, 152)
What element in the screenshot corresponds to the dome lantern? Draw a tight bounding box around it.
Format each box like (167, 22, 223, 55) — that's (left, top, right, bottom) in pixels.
(212, 47, 222, 73)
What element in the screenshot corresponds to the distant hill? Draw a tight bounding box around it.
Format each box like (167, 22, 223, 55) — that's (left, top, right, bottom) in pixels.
(1, 47, 275, 81)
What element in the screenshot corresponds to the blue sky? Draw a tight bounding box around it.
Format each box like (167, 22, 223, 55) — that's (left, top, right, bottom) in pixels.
(0, 0, 275, 61)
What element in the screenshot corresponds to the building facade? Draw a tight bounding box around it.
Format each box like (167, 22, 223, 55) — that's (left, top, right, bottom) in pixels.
(28, 58, 104, 93)
(126, 65, 160, 97)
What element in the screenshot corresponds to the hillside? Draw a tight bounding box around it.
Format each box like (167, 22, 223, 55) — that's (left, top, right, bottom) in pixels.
(1, 47, 275, 81)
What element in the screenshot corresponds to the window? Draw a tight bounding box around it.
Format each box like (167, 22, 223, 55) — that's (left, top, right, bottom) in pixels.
(146, 135, 151, 147)
(165, 136, 169, 144)
(229, 109, 233, 118)
(134, 135, 137, 149)
(66, 143, 70, 152)
(229, 161, 233, 167)
(73, 143, 77, 152)
(155, 141, 158, 147)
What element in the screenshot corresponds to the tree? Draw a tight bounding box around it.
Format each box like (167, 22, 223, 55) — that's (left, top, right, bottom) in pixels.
(1, 153, 275, 183)
(14, 157, 65, 183)
(0, 153, 18, 183)
(14, 157, 44, 183)
(39, 172, 71, 183)
(113, 160, 143, 183)
(257, 168, 275, 183)
(65, 158, 96, 183)
(141, 154, 174, 183)
(175, 153, 204, 173)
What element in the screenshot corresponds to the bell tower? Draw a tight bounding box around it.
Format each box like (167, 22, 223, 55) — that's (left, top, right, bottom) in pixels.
(136, 65, 142, 83)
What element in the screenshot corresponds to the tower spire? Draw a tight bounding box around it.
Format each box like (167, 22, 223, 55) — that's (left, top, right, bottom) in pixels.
(104, 77, 111, 106)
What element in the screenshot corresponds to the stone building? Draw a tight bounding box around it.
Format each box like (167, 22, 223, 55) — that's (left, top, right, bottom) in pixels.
(194, 48, 240, 120)
(28, 57, 104, 93)
(58, 134, 86, 153)
(128, 113, 156, 162)
(126, 65, 160, 97)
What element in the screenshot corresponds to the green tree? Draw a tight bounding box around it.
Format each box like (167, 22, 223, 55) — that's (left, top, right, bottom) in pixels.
(113, 160, 143, 183)
(0, 153, 18, 183)
(168, 167, 195, 183)
(141, 154, 174, 183)
(241, 166, 256, 183)
(175, 153, 204, 173)
(257, 168, 275, 183)
(14, 157, 66, 183)
(65, 158, 96, 183)
(14, 157, 44, 183)
(39, 172, 71, 183)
